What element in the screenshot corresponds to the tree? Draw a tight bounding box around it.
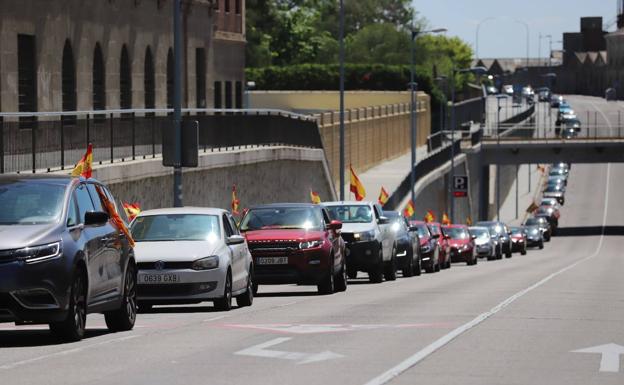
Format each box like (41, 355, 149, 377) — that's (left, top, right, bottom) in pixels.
(345, 23, 410, 65)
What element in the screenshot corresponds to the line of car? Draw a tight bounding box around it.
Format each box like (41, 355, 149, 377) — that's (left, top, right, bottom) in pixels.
(0, 163, 570, 342)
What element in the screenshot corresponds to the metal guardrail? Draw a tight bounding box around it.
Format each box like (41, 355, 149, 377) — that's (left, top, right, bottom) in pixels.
(0, 108, 323, 174)
(481, 126, 624, 143)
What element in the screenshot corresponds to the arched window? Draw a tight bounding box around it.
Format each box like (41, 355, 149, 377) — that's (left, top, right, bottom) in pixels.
(144, 47, 155, 110)
(166, 48, 174, 109)
(61, 39, 76, 114)
(120, 45, 132, 109)
(93, 43, 106, 110)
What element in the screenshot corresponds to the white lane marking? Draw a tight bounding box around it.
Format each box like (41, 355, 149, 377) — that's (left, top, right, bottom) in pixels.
(223, 323, 453, 335)
(364, 161, 613, 385)
(234, 337, 343, 365)
(202, 315, 229, 323)
(572, 343, 624, 373)
(0, 335, 139, 371)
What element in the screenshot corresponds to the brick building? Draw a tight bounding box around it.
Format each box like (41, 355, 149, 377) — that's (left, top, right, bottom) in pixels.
(0, 0, 245, 114)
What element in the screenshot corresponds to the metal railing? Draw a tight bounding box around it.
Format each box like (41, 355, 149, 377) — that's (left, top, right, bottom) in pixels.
(0, 108, 322, 174)
(480, 125, 624, 143)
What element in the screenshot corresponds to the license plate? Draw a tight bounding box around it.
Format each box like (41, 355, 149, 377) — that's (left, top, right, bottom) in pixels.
(256, 257, 288, 265)
(139, 273, 180, 284)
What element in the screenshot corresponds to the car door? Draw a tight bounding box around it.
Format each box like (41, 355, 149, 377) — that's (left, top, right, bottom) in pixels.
(87, 183, 123, 300)
(373, 204, 391, 259)
(321, 208, 342, 271)
(223, 214, 245, 291)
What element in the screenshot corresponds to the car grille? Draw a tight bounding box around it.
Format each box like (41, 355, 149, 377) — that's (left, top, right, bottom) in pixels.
(137, 261, 194, 270)
(341, 233, 356, 243)
(248, 241, 300, 253)
(138, 282, 217, 297)
(0, 249, 17, 264)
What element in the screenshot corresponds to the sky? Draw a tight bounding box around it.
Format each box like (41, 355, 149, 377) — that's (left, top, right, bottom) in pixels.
(412, 0, 618, 59)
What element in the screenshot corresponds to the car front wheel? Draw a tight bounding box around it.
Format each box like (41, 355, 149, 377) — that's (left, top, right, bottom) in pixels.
(214, 270, 233, 311)
(105, 263, 137, 332)
(50, 270, 87, 342)
(236, 267, 254, 307)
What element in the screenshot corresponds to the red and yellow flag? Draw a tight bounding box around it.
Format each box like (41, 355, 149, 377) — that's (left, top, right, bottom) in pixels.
(378, 187, 389, 205)
(349, 165, 366, 201)
(442, 213, 451, 225)
(71, 143, 93, 179)
(424, 210, 435, 223)
(310, 190, 321, 204)
(95, 185, 135, 248)
(231, 185, 241, 215)
(466, 216, 473, 226)
(403, 200, 415, 218)
(123, 202, 141, 221)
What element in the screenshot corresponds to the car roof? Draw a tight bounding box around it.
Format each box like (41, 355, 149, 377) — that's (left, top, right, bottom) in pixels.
(250, 203, 320, 209)
(323, 201, 374, 206)
(468, 226, 489, 231)
(138, 207, 228, 216)
(0, 174, 75, 185)
(442, 224, 467, 228)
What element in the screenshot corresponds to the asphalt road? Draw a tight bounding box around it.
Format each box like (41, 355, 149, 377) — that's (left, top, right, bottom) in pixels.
(1, 95, 623, 385)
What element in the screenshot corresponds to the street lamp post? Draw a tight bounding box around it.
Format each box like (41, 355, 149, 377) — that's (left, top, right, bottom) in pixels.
(409, 27, 447, 211)
(514, 20, 530, 71)
(172, 0, 183, 207)
(496, 95, 505, 221)
(476, 17, 495, 60)
(339, 0, 345, 200)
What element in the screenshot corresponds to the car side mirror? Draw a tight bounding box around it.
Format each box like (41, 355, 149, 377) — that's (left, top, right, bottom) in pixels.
(378, 216, 389, 225)
(409, 225, 419, 232)
(471, 235, 477, 240)
(226, 235, 246, 245)
(431, 233, 440, 239)
(327, 220, 342, 231)
(84, 211, 109, 226)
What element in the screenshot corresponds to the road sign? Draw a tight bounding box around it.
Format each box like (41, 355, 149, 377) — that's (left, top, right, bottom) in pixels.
(453, 175, 468, 197)
(572, 343, 624, 373)
(235, 337, 343, 364)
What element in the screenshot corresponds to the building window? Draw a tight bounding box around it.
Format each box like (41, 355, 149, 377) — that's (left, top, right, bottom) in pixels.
(225, 81, 232, 109)
(235, 81, 242, 109)
(61, 39, 77, 122)
(144, 47, 155, 110)
(167, 48, 174, 110)
(93, 43, 106, 111)
(17, 34, 37, 127)
(196, 48, 206, 108)
(214, 81, 222, 109)
(225, 0, 230, 13)
(120, 45, 132, 109)
(235, 0, 241, 14)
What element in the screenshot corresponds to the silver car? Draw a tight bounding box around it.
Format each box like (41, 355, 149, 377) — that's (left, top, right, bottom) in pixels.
(130, 207, 253, 311)
(469, 226, 498, 260)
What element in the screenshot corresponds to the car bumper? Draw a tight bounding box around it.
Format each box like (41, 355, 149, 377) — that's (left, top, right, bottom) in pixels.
(526, 238, 542, 247)
(0, 257, 73, 323)
(511, 241, 526, 252)
(345, 240, 380, 271)
(137, 268, 224, 303)
(252, 249, 332, 286)
(475, 244, 492, 257)
(450, 248, 473, 262)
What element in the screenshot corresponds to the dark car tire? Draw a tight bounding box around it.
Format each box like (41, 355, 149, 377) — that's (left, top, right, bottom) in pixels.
(214, 270, 233, 311)
(521, 246, 527, 256)
(318, 269, 335, 295)
(545, 233, 551, 242)
(347, 266, 358, 280)
(506, 249, 512, 258)
(369, 249, 384, 283)
(384, 248, 397, 281)
(539, 240, 544, 249)
(236, 268, 254, 307)
(425, 259, 435, 273)
(50, 270, 87, 342)
(137, 302, 153, 313)
(402, 249, 414, 277)
(105, 263, 138, 332)
(252, 282, 259, 295)
(414, 255, 422, 276)
(334, 259, 348, 292)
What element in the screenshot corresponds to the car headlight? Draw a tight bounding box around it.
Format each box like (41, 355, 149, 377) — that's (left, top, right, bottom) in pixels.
(354, 230, 375, 242)
(421, 243, 432, 252)
(15, 242, 62, 264)
(191, 256, 219, 270)
(300, 240, 324, 250)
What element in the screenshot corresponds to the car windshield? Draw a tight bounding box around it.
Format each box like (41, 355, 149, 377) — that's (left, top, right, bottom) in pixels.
(415, 224, 430, 238)
(240, 207, 323, 231)
(428, 224, 441, 235)
(470, 228, 490, 239)
(0, 181, 66, 225)
(526, 226, 541, 234)
(510, 227, 524, 235)
(525, 218, 544, 226)
(325, 205, 372, 224)
(131, 214, 221, 242)
(444, 227, 469, 239)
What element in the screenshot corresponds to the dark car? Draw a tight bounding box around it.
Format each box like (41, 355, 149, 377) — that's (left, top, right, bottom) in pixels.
(383, 211, 421, 277)
(524, 216, 552, 241)
(0, 175, 137, 342)
(427, 222, 451, 269)
(550, 94, 563, 108)
(524, 225, 544, 249)
(543, 184, 565, 205)
(561, 126, 578, 139)
(475, 221, 512, 258)
(509, 227, 527, 255)
(409, 221, 440, 273)
(442, 225, 477, 265)
(241, 204, 346, 294)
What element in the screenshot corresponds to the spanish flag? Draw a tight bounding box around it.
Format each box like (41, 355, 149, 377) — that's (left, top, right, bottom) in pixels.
(378, 187, 389, 205)
(403, 200, 415, 218)
(526, 202, 539, 213)
(122, 202, 141, 221)
(466, 216, 473, 226)
(424, 210, 435, 223)
(231, 185, 241, 215)
(95, 185, 135, 248)
(71, 143, 93, 179)
(442, 213, 451, 225)
(349, 165, 366, 201)
(310, 190, 321, 204)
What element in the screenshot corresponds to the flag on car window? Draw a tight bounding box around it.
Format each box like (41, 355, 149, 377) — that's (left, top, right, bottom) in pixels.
(424, 210, 436, 223)
(403, 200, 415, 218)
(123, 202, 141, 221)
(71, 143, 93, 179)
(310, 190, 322, 204)
(349, 165, 366, 201)
(466, 216, 473, 226)
(526, 202, 539, 213)
(95, 185, 135, 248)
(231, 185, 241, 215)
(378, 187, 389, 205)
(442, 213, 451, 225)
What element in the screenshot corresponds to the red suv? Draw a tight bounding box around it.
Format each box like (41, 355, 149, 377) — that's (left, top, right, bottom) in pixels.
(428, 222, 451, 269)
(442, 225, 478, 266)
(240, 204, 347, 295)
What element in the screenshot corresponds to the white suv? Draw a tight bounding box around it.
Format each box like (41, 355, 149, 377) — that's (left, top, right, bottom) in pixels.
(324, 201, 396, 283)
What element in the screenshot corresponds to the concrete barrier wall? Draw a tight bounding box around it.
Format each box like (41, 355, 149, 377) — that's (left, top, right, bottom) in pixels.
(250, 91, 415, 111)
(84, 146, 335, 213)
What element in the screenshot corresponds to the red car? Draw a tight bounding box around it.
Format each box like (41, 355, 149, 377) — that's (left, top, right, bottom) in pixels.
(240, 203, 347, 295)
(427, 222, 451, 269)
(509, 227, 528, 255)
(410, 221, 440, 273)
(442, 225, 478, 265)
